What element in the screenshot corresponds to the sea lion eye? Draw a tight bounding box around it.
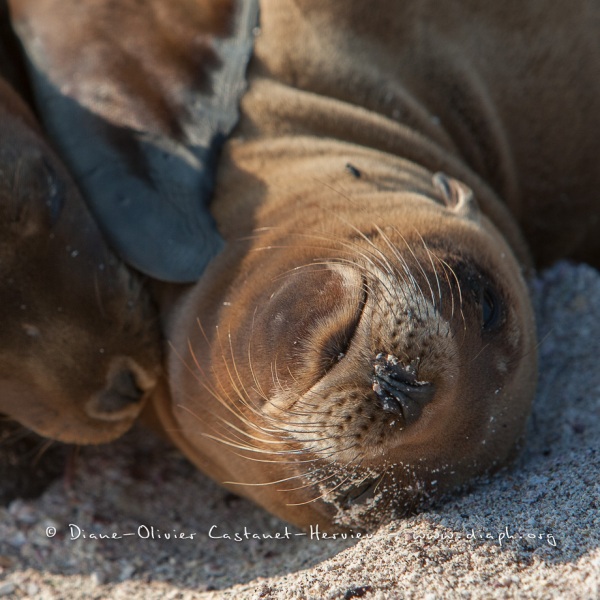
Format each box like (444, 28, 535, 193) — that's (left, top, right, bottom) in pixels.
(319, 325, 354, 373)
(482, 285, 501, 331)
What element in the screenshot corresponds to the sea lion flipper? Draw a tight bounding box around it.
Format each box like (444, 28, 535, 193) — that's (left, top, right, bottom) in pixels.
(18, 78, 226, 282)
(8, 0, 258, 282)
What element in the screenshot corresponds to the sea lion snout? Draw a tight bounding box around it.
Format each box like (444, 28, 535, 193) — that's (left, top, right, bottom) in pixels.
(164, 200, 537, 529)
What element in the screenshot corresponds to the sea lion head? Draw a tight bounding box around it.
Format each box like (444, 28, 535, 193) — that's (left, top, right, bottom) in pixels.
(164, 161, 537, 530)
(0, 79, 161, 444)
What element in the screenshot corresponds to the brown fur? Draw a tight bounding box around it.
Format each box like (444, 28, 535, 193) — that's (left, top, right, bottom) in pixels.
(0, 57, 161, 444)
(149, 0, 600, 530)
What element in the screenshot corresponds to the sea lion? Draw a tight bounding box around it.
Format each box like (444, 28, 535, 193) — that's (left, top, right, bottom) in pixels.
(10, 0, 600, 531)
(0, 16, 161, 445)
(155, 145, 539, 530)
(151, 0, 600, 530)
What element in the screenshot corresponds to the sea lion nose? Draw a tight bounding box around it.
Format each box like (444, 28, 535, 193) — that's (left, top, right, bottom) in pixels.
(86, 368, 146, 421)
(372, 353, 435, 426)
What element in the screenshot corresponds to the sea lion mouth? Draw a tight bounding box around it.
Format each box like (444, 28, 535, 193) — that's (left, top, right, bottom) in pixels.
(336, 476, 382, 508)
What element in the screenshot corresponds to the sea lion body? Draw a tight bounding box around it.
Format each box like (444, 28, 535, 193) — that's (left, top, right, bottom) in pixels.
(0, 26, 161, 444)
(152, 0, 600, 529)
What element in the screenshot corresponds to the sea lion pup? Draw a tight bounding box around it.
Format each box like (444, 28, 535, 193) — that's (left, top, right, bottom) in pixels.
(151, 0, 600, 530)
(11, 0, 600, 530)
(0, 35, 161, 444)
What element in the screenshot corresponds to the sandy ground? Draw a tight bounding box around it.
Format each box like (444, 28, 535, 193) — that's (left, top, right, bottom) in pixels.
(0, 260, 598, 599)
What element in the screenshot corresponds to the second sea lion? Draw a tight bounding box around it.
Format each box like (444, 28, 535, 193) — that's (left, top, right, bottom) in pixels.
(0, 19, 161, 445)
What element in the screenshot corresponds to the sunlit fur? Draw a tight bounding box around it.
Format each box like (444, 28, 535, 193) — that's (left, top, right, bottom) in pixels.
(154, 139, 537, 530)
(153, 0, 598, 531)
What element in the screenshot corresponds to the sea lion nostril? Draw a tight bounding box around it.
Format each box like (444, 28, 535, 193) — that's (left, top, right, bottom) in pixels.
(372, 354, 435, 425)
(93, 369, 145, 417)
(111, 369, 144, 402)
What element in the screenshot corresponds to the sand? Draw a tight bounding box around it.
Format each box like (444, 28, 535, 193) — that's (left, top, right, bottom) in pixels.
(0, 260, 598, 599)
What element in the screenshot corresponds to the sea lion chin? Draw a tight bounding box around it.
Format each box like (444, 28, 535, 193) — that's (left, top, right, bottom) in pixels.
(154, 146, 537, 530)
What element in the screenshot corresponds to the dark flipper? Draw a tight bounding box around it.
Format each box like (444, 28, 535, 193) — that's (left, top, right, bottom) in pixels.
(9, 0, 258, 282)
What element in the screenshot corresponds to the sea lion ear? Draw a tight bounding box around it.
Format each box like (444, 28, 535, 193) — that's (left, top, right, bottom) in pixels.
(8, 0, 259, 283)
(432, 172, 480, 222)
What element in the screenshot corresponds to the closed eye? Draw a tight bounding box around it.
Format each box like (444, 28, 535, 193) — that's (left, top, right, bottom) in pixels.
(319, 277, 368, 374)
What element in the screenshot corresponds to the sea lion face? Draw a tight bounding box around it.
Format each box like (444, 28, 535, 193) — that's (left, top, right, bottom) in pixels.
(0, 83, 161, 444)
(166, 176, 537, 530)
